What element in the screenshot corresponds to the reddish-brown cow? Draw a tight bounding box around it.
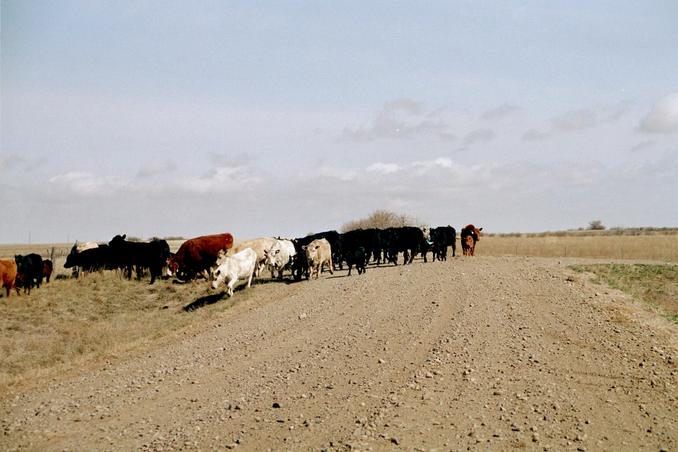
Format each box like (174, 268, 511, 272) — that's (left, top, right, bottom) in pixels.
(0, 259, 20, 297)
(167, 233, 234, 280)
(460, 224, 483, 256)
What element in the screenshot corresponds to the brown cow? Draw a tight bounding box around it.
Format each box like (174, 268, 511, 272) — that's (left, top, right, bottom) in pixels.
(42, 259, 54, 283)
(167, 233, 234, 280)
(460, 224, 482, 256)
(0, 259, 20, 297)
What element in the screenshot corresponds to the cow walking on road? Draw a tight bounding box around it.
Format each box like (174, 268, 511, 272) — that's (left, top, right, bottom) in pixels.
(461, 224, 482, 256)
(211, 248, 257, 297)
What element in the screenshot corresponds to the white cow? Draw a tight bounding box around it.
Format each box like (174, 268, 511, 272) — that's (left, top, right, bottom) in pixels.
(305, 238, 333, 280)
(226, 237, 278, 277)
(211, 248, 257, 296)
(264, 239, 297, 279)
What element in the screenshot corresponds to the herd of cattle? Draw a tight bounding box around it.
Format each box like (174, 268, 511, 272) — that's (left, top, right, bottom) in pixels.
(0, 225, 482, 298)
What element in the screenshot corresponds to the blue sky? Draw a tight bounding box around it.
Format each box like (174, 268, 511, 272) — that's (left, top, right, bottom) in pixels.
(2, 1, 677, 243)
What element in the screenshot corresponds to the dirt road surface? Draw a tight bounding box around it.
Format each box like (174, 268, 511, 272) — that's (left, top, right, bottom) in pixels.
(2, 257, 676, 451)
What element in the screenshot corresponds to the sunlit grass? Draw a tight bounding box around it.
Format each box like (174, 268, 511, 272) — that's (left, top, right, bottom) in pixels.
(571, 263, 678, 323)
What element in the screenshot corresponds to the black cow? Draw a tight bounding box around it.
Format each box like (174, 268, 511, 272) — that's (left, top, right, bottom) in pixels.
(382, 227, 428, 265)
(345, 246, 367, 276)
(14, 253, 43, 293)
(290, 239, 310, 281)
(65, 245, 114, 276)
(108, 235, 170, 284)
(430, 226, 457, 261)
(340, 228, 381, 267)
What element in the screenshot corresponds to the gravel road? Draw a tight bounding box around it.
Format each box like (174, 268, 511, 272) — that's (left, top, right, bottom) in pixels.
(2, 257, 676, 451)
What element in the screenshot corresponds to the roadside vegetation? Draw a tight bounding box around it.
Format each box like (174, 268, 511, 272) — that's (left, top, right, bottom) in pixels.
(0, 272, 244, 394)
(571, 263, 678, 323)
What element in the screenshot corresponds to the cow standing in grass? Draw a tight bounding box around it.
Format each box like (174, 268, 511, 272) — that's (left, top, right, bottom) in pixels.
(108, 235, 170, 284)
(0, 259, 19, 297)
(14, 253, 43, 293)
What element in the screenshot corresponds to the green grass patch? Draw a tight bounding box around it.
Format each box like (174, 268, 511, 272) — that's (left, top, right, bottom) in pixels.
(571, 264, 678, 323)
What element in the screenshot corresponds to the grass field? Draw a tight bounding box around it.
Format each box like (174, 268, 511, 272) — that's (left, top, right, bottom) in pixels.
(478, 234, 678, 262)
(571, 263, 678, 323)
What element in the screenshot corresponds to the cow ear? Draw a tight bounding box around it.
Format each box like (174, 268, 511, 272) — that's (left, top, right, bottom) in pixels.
(122, 234, 126, 239)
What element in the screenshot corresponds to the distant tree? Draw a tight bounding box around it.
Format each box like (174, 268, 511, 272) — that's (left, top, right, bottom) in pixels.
(588, 220, 605, 230)
(342, 210, 418, 232)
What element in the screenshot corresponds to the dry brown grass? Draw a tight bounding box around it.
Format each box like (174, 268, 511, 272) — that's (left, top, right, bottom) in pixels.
(571, 263, 678, 323)
(0, 267, 246, 395)
(477, 234, 678, 262)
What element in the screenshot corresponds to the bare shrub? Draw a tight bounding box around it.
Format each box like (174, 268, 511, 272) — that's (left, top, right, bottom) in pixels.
(588, 220, 606, 230)
(341, 210, 417, 232)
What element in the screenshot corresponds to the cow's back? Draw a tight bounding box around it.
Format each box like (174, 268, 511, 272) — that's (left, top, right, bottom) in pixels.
(175, 233, 234, 269)
(233, 237, 277, 261)
(0, 259, 18, 287)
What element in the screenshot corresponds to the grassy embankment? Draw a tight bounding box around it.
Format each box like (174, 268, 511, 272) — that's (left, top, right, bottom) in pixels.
(571, 263, 678, 324)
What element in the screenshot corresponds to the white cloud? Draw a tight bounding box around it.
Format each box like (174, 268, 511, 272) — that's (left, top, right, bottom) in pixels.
(522, 101, 632, 141)
(412, 157, 454, 171)
(317, 166, 357, 182)
(136, 160, 178, 179)
(629, 140, 656, 152)
(342, 99, 456, 142)
(367, 162, 402, 174)
(49, 171, 128, 196)
(639, 92, 678, 134)
(179, 165, 261, 194)
(551, 109, 598, 131)
(522, 129, 550, 142)
(460, 128, 496, 147)
(480, 104, 520, 121)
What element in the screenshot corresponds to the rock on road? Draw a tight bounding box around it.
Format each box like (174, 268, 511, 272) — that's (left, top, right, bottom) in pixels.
(1, 257, 676, 450)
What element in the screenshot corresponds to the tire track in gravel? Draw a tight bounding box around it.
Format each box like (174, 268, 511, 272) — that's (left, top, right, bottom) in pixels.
(1, 257, 676, 451)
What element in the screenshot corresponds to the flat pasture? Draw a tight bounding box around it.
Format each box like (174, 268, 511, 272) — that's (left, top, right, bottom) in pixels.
(479, 233, 678, 262)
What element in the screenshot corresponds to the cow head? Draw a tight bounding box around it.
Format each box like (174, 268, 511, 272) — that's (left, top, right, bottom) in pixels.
(474, 227, 483, 241)
(264, 245, 283, 269)
(109, 234, 127, 247)
(421, 227, 431, 242)
(166, 254, 179, 277)
(211, 261, 228, 290)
